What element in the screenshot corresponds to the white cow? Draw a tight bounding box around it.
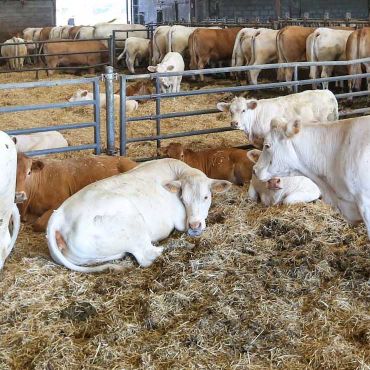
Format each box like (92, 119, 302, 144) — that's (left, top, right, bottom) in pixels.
(75, 26, 95, 40)
(148, 52, 185, 93)
(0, 131, 20, 270)
(68, 89, 139, 112)
(152, 25, 171, 64)
(117, 37, 150, 74)
(248, 28, 279, 85)
(93, 24, 147, 48)
(22, 27, 42, 51)
(61, 26, 72, 39)
(217, 90, 338, 147)
(247, 149, 320, 206)
(253, 116, 370, 239)
(1, 37, 28, 69)
(49, 26, 64, 39)
(231, 28, 256, 68)
(11, 131, 68, 153)
(46, 158, 231, 272)
(167, 25, 198, 56)
(306, 28, 353, 89)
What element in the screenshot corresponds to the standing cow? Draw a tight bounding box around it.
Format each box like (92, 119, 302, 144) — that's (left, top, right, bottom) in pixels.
(46, 158, 232, 272)
(152, 25, 171, 64)
(1, 37, 28, 70)
(148, 52, 185, 93)
(189, 28, 242, 81)
(217, 90, 338, 147)
(0, 131, 20, 270)
(252, 116, 370, 239)
(117, 37, 150, 74)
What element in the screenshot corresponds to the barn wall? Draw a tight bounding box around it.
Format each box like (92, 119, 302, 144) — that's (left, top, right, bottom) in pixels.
(0, 0, 55, 42)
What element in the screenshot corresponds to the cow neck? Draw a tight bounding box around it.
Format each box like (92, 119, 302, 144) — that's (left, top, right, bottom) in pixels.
(292, 123, 342, 179)
(248, 104, 261, 144)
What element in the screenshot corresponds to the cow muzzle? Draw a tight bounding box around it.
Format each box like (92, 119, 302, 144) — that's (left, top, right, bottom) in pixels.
(15, 191, 27, 203)
(267, 178, 282, 190)
(187, 221, 203, 237)
(230, 121, 239, 129)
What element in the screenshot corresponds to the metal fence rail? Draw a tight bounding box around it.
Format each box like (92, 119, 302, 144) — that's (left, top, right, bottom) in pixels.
(0, 77, 101, 156)
(117, 57, 370, 158)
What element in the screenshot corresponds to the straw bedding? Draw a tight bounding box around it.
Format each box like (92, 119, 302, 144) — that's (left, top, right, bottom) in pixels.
(0, 70, 369, 369)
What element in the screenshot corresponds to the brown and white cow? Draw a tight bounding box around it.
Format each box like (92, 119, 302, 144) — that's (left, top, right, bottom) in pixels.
(189, 27, 242, 81)
(42, 40, 108, 76)
(15, 154, 137, 232)
(160, 142, 253, 186)
(39, 27, 53, 41)
(276, 26, 314, 85)
(346, 28, 370, 93)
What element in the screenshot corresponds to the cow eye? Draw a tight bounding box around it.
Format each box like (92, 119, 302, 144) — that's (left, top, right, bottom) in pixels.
(204, 196, 208, 200)
(242, 109, 246, 113)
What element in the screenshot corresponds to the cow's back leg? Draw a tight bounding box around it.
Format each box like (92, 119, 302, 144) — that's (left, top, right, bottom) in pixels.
(32, 209, 54, 232)
(129, 235, 164, 267)
(126, 53, 135, 74)
(321, 66, 334, 90)
(248, 66, 261, 85)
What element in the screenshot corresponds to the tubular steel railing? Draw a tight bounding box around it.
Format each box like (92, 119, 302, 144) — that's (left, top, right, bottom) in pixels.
(0, 77, 101, 156)
(117, 57, 370, 158)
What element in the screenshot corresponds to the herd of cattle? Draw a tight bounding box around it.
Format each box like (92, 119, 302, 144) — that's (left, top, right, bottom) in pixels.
(2, 21, 370, 91)
(1, 83, 370, 272)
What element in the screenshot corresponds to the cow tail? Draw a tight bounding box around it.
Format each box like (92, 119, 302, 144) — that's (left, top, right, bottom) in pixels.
(276, 29, 285, 80)
(231, 30, 242, 67)
(250, 30, 261, 66)
(189, 31, 197, 69)
(153, 30, 161, 62)
(6, 204, 20, 259)
(310, 31, 319, 79)
(167, 27, 173, 53)
(74, 29, 80, 40)
(46, 210, 125, 273)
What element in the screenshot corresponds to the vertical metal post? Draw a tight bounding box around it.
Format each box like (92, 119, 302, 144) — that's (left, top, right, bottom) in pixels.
(108, 35, 114, 68)
(155, 76, 161, 154)
(293, 65, 298, 93)
(93, 78, 101, 155)
(104, 65, 116, 155)
(119, 75, 127, 156)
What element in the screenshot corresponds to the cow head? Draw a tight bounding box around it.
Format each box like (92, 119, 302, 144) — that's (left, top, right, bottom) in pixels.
(15, 154, 44, 203)
(217, 97, 258, 133)
(147, 63, 175, 93)
(252, 117, 301, 182)
(68, 89, 89, 103)
(159, 143, 185, 161)
(163, 176, 232, 236)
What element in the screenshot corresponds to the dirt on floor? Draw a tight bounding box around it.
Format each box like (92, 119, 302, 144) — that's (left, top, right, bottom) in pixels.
(0, 70, 369, 370)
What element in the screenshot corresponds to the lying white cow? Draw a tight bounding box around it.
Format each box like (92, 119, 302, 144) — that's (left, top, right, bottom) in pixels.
(117, 37, 150, 74)
(253, 116, 370, 238)
(148, 52, 185, 93)
(247, 149, 320, 206)
(11, 131, 68, 153)
(217, 90, 338, 147)
(46, 158, 231, 272)
(0, 131, 20, 270)
(306, 28, 353, 89)
(68, 89, 139, 112)
(152, 25, 171, 64)
(1, 37, 28, 70)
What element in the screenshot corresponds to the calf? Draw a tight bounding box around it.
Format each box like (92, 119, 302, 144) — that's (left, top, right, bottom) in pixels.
(217, 90, 338, 147)
(46, 158, 231, 272)
(68, 89, 139, 112)
(247, 149, 320, 206)
(1, 37, 28, 70)
(160, 142, 253, 185)
(253, 116, 370, 239)
(12, 131, 68, 153)
(15, 154, 137, 232)
(117, 37, 150, 74)
(148, 52, 185, 93)
(0, 131, 20, 270)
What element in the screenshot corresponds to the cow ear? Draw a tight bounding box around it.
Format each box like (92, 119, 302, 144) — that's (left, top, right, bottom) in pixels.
(285, 119, 301, 138)
(166, 65, 174, 71)
(163, 180, 181, 193)
(81, 90, 88, 97)
(216, 102, 230, 112)
(271, 117, 287, 131)
(147, 66, 157, 72)
(247, 149, 261, 164)
(12, 136, 17, 145)
(31, 160, 44, 172)
(210, 179, 232, 193)
(247, 100, 257, 110)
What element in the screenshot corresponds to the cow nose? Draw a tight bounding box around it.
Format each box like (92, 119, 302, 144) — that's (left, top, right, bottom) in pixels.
(15, 191, 27, 203)
(231, 121, 238, 129)
(252, 168, 256, 176)
(189, 221, 201, 230)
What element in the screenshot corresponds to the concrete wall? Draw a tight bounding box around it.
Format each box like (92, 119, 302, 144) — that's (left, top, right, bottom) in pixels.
(0, 0, 56, 42)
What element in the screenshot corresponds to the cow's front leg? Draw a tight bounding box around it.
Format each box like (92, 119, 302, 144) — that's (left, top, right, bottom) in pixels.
(32, 209, 54, 232)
